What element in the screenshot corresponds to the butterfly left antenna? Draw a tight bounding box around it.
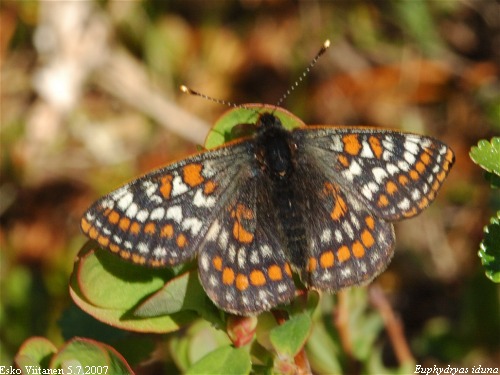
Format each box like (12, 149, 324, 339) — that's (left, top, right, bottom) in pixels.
(180, 85, 241, 109)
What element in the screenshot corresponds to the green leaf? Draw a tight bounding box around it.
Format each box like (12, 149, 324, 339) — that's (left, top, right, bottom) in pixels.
(186, 346, 251, 375)
(306, 321, 342, 374)
(14, 337, 57, 370)
(470, 137, 500, 176)
(134, 270, 224, 328)
(269, 313, 312, 357)
(478, 211, 500, 282)
(76, 243, 168, 310)
(69, 242, 196, 333)
(205, 105, 305, 149)
(50, 337, 134, 374)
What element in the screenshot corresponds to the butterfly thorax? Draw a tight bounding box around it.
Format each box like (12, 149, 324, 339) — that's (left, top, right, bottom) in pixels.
(255, 113, 296, 181)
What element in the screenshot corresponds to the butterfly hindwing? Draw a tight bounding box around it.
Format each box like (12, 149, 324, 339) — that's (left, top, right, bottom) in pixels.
(197, 167, 296, 315)
(286, 154, 396, 291)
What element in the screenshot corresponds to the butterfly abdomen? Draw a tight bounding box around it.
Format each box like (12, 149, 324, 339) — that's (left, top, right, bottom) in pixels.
(255, 113, 308, 269)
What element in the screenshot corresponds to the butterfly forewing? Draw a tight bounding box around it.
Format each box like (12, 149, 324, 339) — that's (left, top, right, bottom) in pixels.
(81, 141, 253, 267)
(293, 126, 454, 221)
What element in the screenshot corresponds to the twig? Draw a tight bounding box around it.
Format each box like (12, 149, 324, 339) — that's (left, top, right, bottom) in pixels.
(369, 284, 415, 365)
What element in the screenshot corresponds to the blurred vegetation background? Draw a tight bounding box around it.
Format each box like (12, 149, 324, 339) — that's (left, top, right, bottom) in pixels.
(1, 0, 499, 373)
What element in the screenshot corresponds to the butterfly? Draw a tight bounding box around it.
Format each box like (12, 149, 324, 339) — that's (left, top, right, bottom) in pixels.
(81, 104, 454, 316)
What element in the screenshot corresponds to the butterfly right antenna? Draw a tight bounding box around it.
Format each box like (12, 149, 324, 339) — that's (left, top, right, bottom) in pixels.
(274, 39, 330, 108)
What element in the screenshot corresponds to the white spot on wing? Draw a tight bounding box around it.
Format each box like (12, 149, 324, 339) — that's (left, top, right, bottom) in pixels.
(182, 217, 203, 236)
(166, 205, 183, 223)
(404, 151, 416, 164)
(125, 203, 138, 219)
(153, 246, 167, 258)
(219, 229, 229, 248)
(206, 220, 220, 242)
(117, 192, 133, 211)
(372, 167, 388, 183)
(137, 242, 149, 254)
(321, 228, 332, 243)
(398, 198, 410, 210)
(172, 175, 189, 196)
(200, 253, 209, 271)
(193, 189, 216, 208)
(136, 209, 149, 223)
(361, 141, 374, 158)
(150, 207, 165, 220)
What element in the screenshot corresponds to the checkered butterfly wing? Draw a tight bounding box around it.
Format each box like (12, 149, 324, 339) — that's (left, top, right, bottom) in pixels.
(288, 127, 454, 291)
(197, 165, 296, 315)
(81, 141, 254, 267)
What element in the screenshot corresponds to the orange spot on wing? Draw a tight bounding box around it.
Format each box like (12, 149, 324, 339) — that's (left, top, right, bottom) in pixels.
(120, 250, 131, 260)
(130, 222, 141, 235)
(88, 226, 98, 239)
(119, 217, 131, 231)
(421, 152, 432, 165)
(320, 251, 334, 268)
(160, 175, 173, 199)
(324, 182, 347, 220)
(446, 150, 454, 164)
(418, 197, 429, 209)
(203, 180, 217, 195)
(398, 174, 409, 186)
(308, 257, 317, 272)
(108, 210, 120, 224)
(437, 170, 447, 182)
(97, 235, 109, 247)
(213, 256, 223, 271)
(160, 224, 174, 238)
(337, 154, 350, 167)
(361, 230, 375, 248)
(337, 245, 350, 262)
(81, 218, 91, 233)
(222, 268, 235, 285)
(416, 161, 426, 174)
(144, 222, 156, 234)
(386, 181, 398, 195)
(352, 241, 365, 258)
(365, 216, 375, 230)
(149, 259, 166, 267)
(250, 270, 266, 286)
(109, 243, 120, 253)
(268, 265, 283, 281)
(432, 180, 440, 192)
(176, 234, 187, 248)
(183, 163, 204, 187)
(236, 274, 249, 291)
(377, 194, 389, 207)
(405, 207, 418, 217)
(132, 254, 146, 265)
(410, 170, 419, 180)
(284, 263, 292, 277)
(332, 195, 348, 221)
(369, 136, 383, 159)
(233, 222, 254, 244)
(343, 134, 362, 156)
